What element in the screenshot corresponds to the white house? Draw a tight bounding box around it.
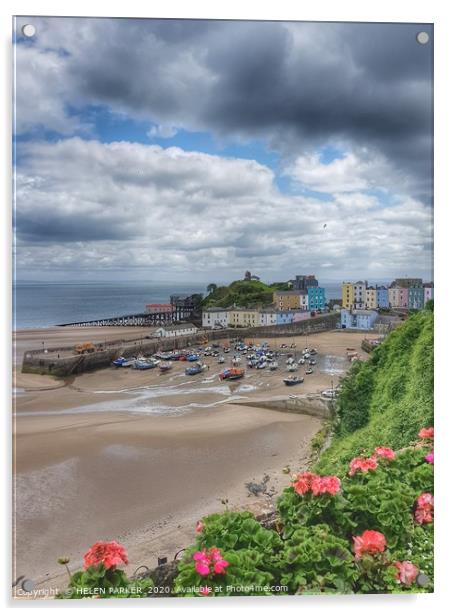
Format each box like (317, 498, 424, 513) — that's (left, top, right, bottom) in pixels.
(340, 309, 378, 330)
(202, 308, 229, 329)
(154, 323, 198, 338)
(299, 293, 309, 311)
(259, 309, 278, 326)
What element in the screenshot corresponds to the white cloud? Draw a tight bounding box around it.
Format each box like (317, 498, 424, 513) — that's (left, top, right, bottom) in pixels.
(147, 125, 178, 139)
(284, 150, 396, 194)
(15, 138, 433, 281)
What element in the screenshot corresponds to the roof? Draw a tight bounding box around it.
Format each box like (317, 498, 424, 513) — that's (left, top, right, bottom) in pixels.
(204, 307, 228, 312)
(160, 323, 197, 331)
(273, 290, 304, 296)
(146, 303, 172, 308)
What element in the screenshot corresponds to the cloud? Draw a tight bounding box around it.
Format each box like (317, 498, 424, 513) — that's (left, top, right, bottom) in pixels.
(14, 18, 433, 202)
(15, 138, 433, 281)
(147, 125, 178, 139)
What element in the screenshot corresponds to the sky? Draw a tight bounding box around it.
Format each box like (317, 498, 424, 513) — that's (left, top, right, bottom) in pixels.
(13, 17, 433, 284)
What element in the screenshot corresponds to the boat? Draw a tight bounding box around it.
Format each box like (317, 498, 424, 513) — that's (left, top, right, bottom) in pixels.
(113, 356, 136, 367)
(159, 362, 173, 372)
(305, 368, 313, 375)
(309, 348, 318, 355)
(219, 368, 245, 381)
(283, 376, 304, 386)
(298, 358, 305, 365)
(268, 361, 278, 370)
(303, 352, 311, 359)
(309, 359, 317, 365)
(133, 359, 158, 370)
(186, 354, 200, 362)
(287, 365, 298, 372)
(185, 362, 207, 375)
(217, 356, 225, 364)
(112, 356, 127, 367)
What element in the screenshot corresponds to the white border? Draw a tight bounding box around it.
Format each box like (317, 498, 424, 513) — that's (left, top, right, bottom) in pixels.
(2, 1, 451, 614)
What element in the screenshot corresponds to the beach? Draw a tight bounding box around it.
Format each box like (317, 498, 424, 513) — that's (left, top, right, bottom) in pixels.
(13, 326, 376, 596)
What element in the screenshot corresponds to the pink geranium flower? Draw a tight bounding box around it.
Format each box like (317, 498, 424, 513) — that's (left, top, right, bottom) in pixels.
(292, 471, 316, 495)
(311, 475, 341, 496)
(192, 547, 229, 577)
(414, 492, 434, 524)
(349, 456, 379, 476)
(418, 427, 434, 439)
(425, 451, 434, 464)
(395, 561, 419, 586)
(83, 541, 128, 570)
(374, 446, 396, 460)
(353, 530, 387, 559)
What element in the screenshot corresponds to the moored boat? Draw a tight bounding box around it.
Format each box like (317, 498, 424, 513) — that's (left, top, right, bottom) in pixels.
(219, 367, 245, 381)
(159, 362, 173, 372)
(133, 359, 158, 370)
(283, 376, 304, 386)
(185, 362, 208, 375)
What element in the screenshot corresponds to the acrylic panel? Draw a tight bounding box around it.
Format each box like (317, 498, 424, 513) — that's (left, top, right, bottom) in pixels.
(12, 16, 434, 600)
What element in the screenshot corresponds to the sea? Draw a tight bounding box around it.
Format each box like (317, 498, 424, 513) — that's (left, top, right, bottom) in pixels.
(13, 281, 344, 330)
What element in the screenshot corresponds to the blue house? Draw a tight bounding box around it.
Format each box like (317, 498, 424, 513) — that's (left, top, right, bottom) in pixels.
(408, 287, 424, 310)
(376, 286, 389, 308)
(276, 311, 295, 325)
(308, 287, 326, 312)
(341, 309, 378, 330)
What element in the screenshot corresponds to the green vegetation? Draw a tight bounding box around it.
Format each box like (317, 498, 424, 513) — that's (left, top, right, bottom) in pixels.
(202, 279, 288, 309)
(316, 308, 433, 475)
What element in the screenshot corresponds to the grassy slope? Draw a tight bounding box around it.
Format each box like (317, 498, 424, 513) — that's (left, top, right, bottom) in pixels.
(202, 280, 289, 309)
(316, 309, 433, 474)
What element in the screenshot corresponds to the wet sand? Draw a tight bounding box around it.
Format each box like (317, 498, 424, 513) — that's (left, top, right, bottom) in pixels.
(13, 328, 376, 596)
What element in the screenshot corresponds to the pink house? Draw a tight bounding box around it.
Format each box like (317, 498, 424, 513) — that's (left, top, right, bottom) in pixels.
(424, 283, 434, 304)
(398, 288, 408, 308)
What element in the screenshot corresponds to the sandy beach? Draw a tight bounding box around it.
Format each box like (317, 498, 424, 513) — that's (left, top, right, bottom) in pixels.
(13, 326, 376, 596)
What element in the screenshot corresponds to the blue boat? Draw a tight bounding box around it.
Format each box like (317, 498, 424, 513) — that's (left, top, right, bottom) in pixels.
(185, 362, 207, 375)
(112, 356, 127, 367)
(187, 354, 200, 362)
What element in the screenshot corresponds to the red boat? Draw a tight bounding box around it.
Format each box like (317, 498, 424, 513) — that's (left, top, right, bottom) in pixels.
(219, 368, 245, 381)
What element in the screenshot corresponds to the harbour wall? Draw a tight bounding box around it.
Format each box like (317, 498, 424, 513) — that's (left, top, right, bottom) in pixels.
(234, 395, 334, 420)
(21, 313, 340, 377)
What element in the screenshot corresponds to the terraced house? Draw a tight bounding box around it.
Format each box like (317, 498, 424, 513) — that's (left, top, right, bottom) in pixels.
(342, 282, 354, 309)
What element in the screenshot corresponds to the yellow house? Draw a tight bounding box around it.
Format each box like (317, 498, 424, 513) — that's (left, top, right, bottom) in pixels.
(342, 283, 354, 309)
(365, 287, 377, 309)
(229, 308, 259, 328)
(273, 291, 302, 311)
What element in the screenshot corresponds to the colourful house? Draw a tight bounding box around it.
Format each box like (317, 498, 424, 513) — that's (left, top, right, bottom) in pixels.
(202, 308, 230, 329)
(365, 287, 377, 309)
(408, 287, 424, 310)
(342, 282, 354, 309)
(259, 309, 278, 326)
(307, 287, 326, 311)
(376, 286, 389, 308)
(353, 281, 367, 309)
(424, 283, 434, 304)
(273, 290, 303, 311)
(340, 309, 378, 330)
(229, 308, 259, 328)
(276, 311, 295, 325)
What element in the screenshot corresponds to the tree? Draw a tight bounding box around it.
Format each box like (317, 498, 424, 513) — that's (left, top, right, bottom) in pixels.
(206, 283, 217, 295)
